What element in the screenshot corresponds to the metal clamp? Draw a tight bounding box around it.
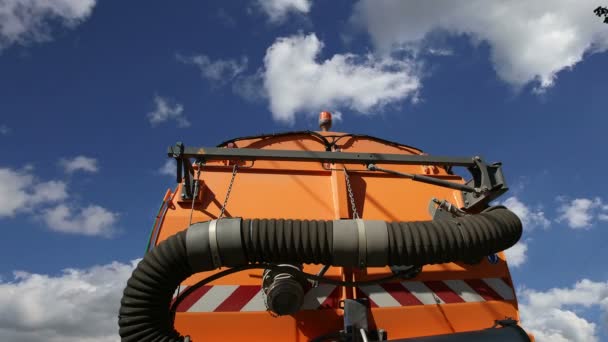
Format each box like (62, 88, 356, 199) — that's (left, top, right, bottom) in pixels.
(208, 220, 222, 268)
(356, 219, 366, 268)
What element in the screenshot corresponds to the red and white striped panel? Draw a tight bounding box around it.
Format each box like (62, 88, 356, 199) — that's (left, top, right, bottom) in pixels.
(173, 278, 514, 312)
(173, 284, 340, 313)
(357, 278, 515, 307)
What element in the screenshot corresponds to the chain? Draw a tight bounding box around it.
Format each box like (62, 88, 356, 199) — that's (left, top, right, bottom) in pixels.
(343, 167, 359, 219)
(219, 164, 238, 219)
(188, 161, 203, 226)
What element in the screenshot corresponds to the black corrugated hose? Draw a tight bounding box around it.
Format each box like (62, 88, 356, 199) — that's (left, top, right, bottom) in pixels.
(241, 219, 334, 264)
(118, 207, 522, 341)
(386, 207, 521, 266)
(119, 231, 190, 342)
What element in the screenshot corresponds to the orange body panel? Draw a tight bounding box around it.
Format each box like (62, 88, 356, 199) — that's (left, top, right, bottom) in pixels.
(152, 132, 523, 341)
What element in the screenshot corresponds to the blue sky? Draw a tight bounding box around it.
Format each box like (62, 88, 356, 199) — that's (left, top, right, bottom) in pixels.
(1, 1, 607, 341)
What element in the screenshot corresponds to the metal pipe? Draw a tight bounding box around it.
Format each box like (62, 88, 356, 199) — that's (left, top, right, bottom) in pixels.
(367, 164, 479, 193)
(169, 146, 476, 166)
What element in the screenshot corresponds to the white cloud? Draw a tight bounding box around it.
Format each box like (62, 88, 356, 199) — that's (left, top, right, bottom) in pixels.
(176, 53, 248, 83)
(263, 33, 420, 124)
(352, 0, 608, 91)
(159, 159, 174, 176)
(42, 204, 118, 237)
(30, 180, 69, 205)
(0, 259, 138, 342)
(504, 241, 527, 267)
(0, 167, 67, 218)
(231, 71, 266, 102)
(0, 0, 96, 50)
(178, 53, 265, 102)
(178, 35, 420, 124)
(519, 279, 608, 342)
(0, 166, 119, 236)
(557, 197, 605, 229)
(331, 110, 343, 123)
(256, 0, 311, 23)
(523, 308, 597, 342)
(147, 95, 189, 127)
(59, 156, 98, 174)
(503, 196, 550, 230)
(501, 197, 549, 267)
(426, 48, 453, 56)
(0, 125, 9, 135)
(599, 205, 608, 221)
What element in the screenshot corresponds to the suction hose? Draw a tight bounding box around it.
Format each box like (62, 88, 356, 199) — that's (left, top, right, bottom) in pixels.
(119, 207, 521, 342)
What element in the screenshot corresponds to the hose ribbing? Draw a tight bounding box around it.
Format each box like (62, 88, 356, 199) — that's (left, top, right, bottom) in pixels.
(242, 219, 333, 264)
(240, 209, 520, 267)
(118, 231, 190, 342)
(387, 207, 521, 265)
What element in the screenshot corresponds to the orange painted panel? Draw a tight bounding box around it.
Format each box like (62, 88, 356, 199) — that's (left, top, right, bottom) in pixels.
(152, 131, 528, 340)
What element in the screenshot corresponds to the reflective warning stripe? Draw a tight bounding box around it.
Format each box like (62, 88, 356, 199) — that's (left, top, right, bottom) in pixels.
(174, 284, 339, 312)
(173, 285, 211, 312)
(444, 279, 485, 303)
(173, 278, 515, 312)
(188, 285, 238, 312)
(482, 278, 515, 300)
(464, 279, 503, 301)
(425, 280, 465, 303)
(357, 278, 516, 307)
(214, 285, 260, 312)
(301, 284, 339, 310)
(382, 282, 423, 306)
(359, 284, 402, 307)
(401, 281, 444, 304)
(240, 288, 266, 312)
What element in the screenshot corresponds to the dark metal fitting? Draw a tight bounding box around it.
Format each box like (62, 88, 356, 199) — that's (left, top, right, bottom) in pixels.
(262, 264, 306, 316)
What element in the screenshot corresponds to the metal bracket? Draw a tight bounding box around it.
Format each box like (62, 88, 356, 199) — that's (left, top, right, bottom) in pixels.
(312, 264, 330, 288)
(172, 142, 200, 201)
(428, 198, 466, 220)
(180, 178, 195, 201)
(462, 157, 508, 212)
(390, 265, 422, 279)
(493, 318, 518, 328)
(172, 141, 185, 184)
(428, 200, 452, 220)
(368, 160, 508, 213)
(343, 299, 369, 342)
(341, 299, 388, 341)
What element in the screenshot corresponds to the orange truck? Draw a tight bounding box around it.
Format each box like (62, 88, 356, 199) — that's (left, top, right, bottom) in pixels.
(119, 112, 533, 341)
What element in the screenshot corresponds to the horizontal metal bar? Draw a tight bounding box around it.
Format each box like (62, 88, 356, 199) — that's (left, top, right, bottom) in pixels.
(367, 164, 478, 193)
(169, 146, 476, 166)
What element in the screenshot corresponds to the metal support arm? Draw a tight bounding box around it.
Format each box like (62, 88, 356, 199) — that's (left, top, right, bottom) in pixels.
(168, 145, 474, 166)
(167, 143, 508, 212)
(366, 164, 480, 193)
